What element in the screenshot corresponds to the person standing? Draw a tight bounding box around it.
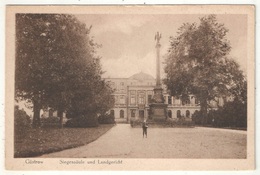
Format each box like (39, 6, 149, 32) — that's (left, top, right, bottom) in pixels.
(142, 120, 148, 138)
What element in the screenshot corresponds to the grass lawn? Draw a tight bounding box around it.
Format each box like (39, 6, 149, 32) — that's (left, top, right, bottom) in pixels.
(14, 124, 114, 158)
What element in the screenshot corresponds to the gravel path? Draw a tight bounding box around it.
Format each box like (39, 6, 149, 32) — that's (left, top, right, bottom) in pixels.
(40, 124, 246, 158)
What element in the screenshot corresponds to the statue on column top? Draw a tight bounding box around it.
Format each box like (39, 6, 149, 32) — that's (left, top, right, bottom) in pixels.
(155, 32, 161, 45)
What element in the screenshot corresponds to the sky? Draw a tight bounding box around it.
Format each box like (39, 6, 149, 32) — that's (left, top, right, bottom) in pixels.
(76, 14, 247, 79)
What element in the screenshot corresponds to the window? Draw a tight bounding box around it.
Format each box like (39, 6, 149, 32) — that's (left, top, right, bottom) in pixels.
(119, 95, 125, 104)
(120, 110, 124, 118)
(131, 109, 135, 117)
(130, 95, 136, 104)
(139, 96, 144, 104)
(147, 91, 153, 104)
(186, 110, 190, 118)
(114, 95, 119, 104)
(130, 91, 136, 104)
(168, 96, 172, 105)
(175, 97, 181, 105)
(139, 110, 144, 119)
(148, 95, 152, 104)
(182, 98, 190, 105)
(168, 110, 172, 118)
(138, 91, 145, 104)
(177, 110, 181, 118)
(119, 82, 124, 92)
(172, 96, 175, 105)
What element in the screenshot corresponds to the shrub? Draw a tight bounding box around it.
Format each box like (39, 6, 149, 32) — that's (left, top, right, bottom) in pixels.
(14, 106, 31, 139)
(221, 100, 247, 128)
(65, 115, 99, 128)
(98, 113, 115, 124)
(192, 110, 203, 125)
(179, 117, 194, 126)
(166, 117, 194, 127)
(165, 118, 177, 126)
(130, 118, 142, 127)
(192, 100, 247, 129)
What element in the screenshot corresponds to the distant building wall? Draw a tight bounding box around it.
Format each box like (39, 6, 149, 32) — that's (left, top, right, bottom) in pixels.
(105, 72, 212, 123)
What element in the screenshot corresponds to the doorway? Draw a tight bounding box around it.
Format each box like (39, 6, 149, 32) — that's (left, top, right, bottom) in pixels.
(139, 110, 144, 120)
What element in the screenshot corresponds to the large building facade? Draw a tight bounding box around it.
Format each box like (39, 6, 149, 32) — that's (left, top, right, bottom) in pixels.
(105, 72, 213, 123)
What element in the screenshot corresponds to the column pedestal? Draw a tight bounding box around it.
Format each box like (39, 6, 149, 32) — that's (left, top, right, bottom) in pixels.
(149, 86, 168, 122)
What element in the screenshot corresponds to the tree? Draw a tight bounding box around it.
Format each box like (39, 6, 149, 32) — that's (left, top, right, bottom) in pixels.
(164, 15, 246, 123)
(39, 15, 100, 128)
(14, 105, 31, 134)
(66, 78, 115, 118)
(16, 14, 57, 127)
(15, 14, 113, 128)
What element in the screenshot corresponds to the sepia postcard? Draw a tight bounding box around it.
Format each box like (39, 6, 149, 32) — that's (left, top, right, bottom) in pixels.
(5, 5, 255, 170)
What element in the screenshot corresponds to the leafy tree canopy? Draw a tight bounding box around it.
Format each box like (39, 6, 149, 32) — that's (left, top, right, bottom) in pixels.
(164, 15, 246, 119)
(15, 14, 114, 127)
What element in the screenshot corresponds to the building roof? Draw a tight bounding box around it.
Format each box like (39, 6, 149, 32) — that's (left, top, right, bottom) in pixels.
(128, 71, 155, 80)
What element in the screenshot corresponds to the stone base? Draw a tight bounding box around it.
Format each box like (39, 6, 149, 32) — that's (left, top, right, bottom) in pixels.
(149, 103, 168, 122)
(153, 86, 164, 103)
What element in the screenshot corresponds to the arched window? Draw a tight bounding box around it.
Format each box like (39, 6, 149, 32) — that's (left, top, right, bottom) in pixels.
(131, 109, 135, 118)
(110, 110, 115, 117)
(120, 110, 124, 118)
(168, 110, 172, 118)
(186, 110, 190, 118)
(177, 110, 181, 118)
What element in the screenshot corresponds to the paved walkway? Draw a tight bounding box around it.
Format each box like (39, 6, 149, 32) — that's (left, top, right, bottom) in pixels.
(40, 124, 247, 158)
